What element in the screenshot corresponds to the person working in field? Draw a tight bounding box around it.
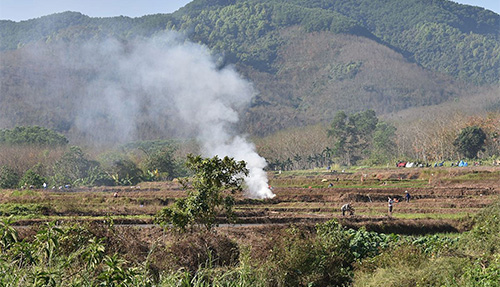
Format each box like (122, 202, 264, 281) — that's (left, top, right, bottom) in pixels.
(388, 197, 394, 216)
(341, 203, 355, 216)
(405, 190, 411, 202)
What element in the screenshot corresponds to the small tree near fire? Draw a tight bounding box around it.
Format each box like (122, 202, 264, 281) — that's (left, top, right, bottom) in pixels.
(155, 154, 248, 231)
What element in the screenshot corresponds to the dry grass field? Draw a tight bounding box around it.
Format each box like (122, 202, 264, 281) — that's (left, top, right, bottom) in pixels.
(2, 166, 498, 237)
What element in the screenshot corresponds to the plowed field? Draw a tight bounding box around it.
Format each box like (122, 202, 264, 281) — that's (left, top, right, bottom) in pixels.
(3, 166, 499, 235)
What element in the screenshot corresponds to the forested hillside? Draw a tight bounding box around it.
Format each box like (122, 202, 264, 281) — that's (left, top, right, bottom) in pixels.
(0, 0, 498, 141)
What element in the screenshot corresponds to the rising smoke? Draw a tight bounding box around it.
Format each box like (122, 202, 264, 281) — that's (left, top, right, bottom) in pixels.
(73, 33, 275, 199)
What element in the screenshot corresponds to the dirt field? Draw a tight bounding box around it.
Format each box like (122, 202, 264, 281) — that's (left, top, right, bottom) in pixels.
(3, 166, 499, 236)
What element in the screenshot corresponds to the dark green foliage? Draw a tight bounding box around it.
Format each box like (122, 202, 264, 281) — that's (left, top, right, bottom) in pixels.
(108, 158, 143, 186)
(0, 126, 68, 147)
(0, 203, 50, 217)
(453, 126, 487, 159)
(0, 165, 20, 189)
(269, 220, 355, 286)
(141, 146, 184, 181)
(52, 146, 106, 186)
(328, 109, 383, 165)
(19, 167, 45, 188)
(370, 122, 397, 164)
(347, 227, 395, 260)
(155, 154, 248, 231)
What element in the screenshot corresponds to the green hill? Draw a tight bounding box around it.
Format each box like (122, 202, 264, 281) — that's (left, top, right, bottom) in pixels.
(0, 0, 498, 141)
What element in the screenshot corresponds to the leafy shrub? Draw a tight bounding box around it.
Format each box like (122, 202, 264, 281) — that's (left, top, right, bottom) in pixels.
(162, 232, 240, 273)
(72, 166, 114, 187)
(460, 198, 500, 257)
(155, 155, 248, 231)
(347, 227, 396, 260)
(141, 147, 182, 181)
(108, 158, 143, 186)
(410, 234, 459, 256)
(0, 203, 50, 216)
(0, 165, 20, 188)
(19, 168, 46, 188)
(269, 220, 354, 287)
(52, 146, 101, 186)
(98, 151, 143, 186)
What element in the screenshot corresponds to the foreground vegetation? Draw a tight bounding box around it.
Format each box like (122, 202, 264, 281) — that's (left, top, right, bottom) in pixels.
(0, 197, 498, 286)
(0, 151, 498, 285)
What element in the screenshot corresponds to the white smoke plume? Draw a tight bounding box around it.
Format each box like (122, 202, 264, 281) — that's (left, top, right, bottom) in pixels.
(74, 33, 275, 199)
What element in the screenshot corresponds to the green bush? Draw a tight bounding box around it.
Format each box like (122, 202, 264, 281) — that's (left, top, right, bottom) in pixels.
(459, 198, 500, 258)
(141, 147, 180, 181)
(52, 146, 101, 186)
(0, 203, 50, 216)
(155, 154, 247, 231)
(19, 168, 45, 188)
(0, 165, 20, 189)
(347, 227, 396, 260)
(269, 220, 354, 287)
(109, 158, 143, 186)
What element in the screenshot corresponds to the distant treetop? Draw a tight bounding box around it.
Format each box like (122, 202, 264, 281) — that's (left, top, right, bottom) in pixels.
(0, 126, 69, 146)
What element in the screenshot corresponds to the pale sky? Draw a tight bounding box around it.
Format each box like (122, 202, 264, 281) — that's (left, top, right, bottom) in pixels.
(0, 0, 498, 22)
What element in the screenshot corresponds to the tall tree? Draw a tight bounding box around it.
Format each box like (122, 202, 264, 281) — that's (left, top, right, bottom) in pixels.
(453, 126, 487, 159)
(328, 110, 378, 166)
(370, 122, 397, 164)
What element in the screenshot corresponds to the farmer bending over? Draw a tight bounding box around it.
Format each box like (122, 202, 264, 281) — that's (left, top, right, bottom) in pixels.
(341, 203, 355, 216)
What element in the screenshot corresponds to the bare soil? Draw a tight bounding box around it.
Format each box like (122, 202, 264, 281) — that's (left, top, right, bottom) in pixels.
(4, 166, 499, 237)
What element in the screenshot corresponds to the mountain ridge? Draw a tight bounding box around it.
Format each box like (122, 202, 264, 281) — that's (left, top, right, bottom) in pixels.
(0, 0, 498, 142)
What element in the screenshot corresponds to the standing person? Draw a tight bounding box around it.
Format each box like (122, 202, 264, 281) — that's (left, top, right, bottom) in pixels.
(388, 197, 394, 216)
(405, 190, 411, 203)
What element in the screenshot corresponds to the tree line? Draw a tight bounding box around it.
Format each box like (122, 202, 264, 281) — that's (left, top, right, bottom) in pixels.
(0, 126, 188, 189)
(257, 110, 500, 170)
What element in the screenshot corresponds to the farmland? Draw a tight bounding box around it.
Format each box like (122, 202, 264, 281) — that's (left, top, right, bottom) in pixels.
(1, 165, 499, 286)
(3, 166, 498, 234)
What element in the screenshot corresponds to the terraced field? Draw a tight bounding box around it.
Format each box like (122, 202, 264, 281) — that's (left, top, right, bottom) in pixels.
(2, 166, 499, 235)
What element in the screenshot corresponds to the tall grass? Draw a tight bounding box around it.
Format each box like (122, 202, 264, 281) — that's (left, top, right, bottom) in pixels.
(353, 197, 500, 287)
(1, 198, 498, 286)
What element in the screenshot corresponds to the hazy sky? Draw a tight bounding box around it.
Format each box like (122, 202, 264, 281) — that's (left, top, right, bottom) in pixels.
(0, 0, 498, 21)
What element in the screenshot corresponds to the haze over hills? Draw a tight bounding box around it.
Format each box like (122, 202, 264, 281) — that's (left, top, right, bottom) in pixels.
(0, 0, 498, 143)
